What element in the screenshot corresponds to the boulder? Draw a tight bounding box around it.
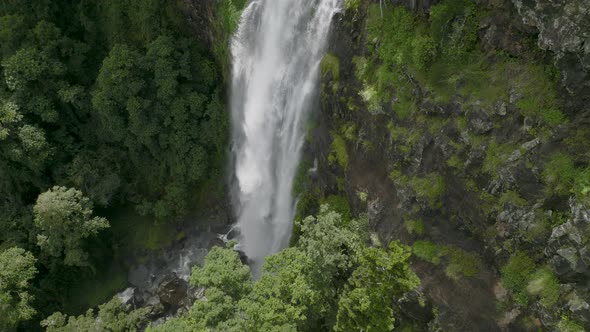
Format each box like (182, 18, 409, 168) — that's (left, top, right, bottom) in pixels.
(157, 272, 189, 309)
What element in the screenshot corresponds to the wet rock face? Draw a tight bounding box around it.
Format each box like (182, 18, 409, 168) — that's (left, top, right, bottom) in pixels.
(157, 272, 189, 309)
(511, 0, 590, 96)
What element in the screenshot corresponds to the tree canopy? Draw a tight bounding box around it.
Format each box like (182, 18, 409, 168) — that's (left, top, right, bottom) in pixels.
(146, 205, 420, 332)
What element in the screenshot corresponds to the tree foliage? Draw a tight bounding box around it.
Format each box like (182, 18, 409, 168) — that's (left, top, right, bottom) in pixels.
(149, 206, 420, 332)
(0, 1, 229, 327)
(0, 247, 37, 330)
(41, 296, 149, 332)
(34, 186, 109, 266)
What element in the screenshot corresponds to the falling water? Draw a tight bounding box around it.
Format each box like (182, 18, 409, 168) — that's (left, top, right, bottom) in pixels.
(230, 0, 341, 270)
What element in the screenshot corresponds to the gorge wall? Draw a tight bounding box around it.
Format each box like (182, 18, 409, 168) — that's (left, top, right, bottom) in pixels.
(299, 0, 590, 330)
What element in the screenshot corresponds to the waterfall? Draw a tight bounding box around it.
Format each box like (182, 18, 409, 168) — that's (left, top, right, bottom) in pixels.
(230, 0, 341, 270)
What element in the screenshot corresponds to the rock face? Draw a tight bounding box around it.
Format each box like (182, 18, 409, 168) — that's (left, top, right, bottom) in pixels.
(307, 0, 590, 330)
(511, 0, 590, 97)
(157, 273, 189, 309)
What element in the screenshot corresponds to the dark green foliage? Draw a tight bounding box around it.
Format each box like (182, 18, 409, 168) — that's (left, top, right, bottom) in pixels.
(92, 35, 226, 218)
(34, 186, 109, 267)
(334, 242, 420, 332)
(429, 0, 478, 59)
(41, 296, 149, 332)
(0, 0, 229, 328)
(0, 247, 37, 330)
(368, 6, 435, 71)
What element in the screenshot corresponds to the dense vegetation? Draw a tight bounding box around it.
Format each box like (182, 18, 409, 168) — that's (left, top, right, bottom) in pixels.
(43, 205, 418, 332)
(2, 0, 588, 330)
(0, 0, 230, 330)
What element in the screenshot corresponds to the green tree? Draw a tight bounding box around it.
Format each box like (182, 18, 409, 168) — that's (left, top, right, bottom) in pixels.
(0, 247, 37, 331)
(42, 296, 148, 332)
(190, 245, 252, 299)
(334, 242, 420, 332)
(33, 186, 109, 266)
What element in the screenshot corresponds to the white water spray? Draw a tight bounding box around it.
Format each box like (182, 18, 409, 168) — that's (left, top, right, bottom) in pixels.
(230, 0, 340, 269)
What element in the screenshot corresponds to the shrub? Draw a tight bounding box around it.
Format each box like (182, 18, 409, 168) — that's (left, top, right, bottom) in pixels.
(543, 153, 576, 196)
(410, 173, 445, 208)
(412, 241, 443, 265)
(329, 133, 349, 169)
(320, 53, 340, 81)
(445, 247, 482, 280)
(429, 0, 478, 59)
(498, 191, 527, 208)
(344, 0, 361, 11)
(501, 252, 536, 306)
(367, 5, 434, 72)
(321, 195, 352, 225)
(405, 219, 424, 235)
(557, 317, 585, 332)
(527, 266, 560, 307)
(482, 141, 514, 175)
(574, 167, 590, 201)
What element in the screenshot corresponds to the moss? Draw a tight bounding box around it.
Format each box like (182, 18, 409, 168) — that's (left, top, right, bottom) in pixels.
(329, 133, 349, 170)
(412, 241, 444, 265)
(482, 140, 514, 175)
(574, 167, 590, 203)
(427, 118, 450, 135)
(543, 153, 576, 196)
(517, 99, 565, 127)
(405, 219, 424, 235)
(513, 63, 564, 127)
(521, 212, 552, 243)
(499, 190, 527, 208)
(527, 266, 560, 308)
(321, 195, 352, 224)
(340, 122, 357, 141)
(336, 176, 346, 192)
(359, 83, 382, 114)
(293, 160, 312, 196)
(429, 0, 478, 59)
(321, 53, 340, 94)
(344, 0, 361, 11)
(389, 167, 409, 186)
(320, 53, 340, 81)
(410, 173, 445, 208)
(446, 155, 463, 169)
(501, 252, 536, 306)
(394, 96, 417, 119)
(357, 190, 368, 203)
(367, 5, 434, 71)
(557, 317, 585, 332)
(445, 247, 482, 280)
